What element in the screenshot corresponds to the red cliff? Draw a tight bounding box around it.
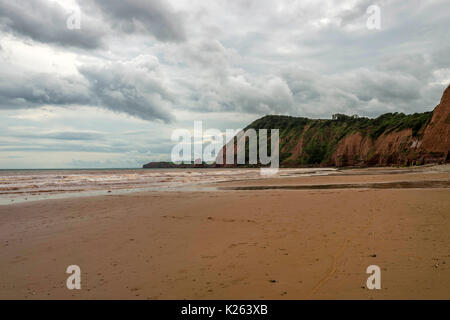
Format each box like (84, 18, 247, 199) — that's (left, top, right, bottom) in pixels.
(216, 85, 450, 167)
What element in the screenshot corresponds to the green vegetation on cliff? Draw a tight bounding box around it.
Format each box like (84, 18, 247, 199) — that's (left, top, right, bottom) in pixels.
(242, 111, 433, 166)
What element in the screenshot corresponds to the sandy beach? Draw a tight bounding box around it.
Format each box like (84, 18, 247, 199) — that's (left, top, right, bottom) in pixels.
(0, 166, 449, 299)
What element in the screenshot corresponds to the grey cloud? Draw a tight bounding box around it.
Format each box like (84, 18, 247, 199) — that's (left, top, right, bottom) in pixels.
(0, 0, 105, 49)
(281, 57, 445, 119)
(0, 140, 126, 153)
(432, 45, 450, 69)
(168, 34, 443, 118)
(0, 0, 186, 50)
(3, 126, 104, 142)
(184, 40, 232, 71)
(0, 145, 112, 153)
(19, 131, 104, 141)
(165, 38, 295, 115)
(282, 70, 321, 104)
(376, 54, 431, 80)
(0, 55, 176, 122)
(78, 55, 176, 123)
(181, 66, 295, 115)
(339, 0, 380, 26)
(0, 134, 169, 155)
(83, 0, 186, 42)
(348, 69, 423, 104)
(0, 73, 91, 109)
(220, 76, 294, 114)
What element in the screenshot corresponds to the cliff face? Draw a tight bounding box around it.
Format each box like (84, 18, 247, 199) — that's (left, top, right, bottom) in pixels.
(218, 85, 450, 167)
(419, 85, 450, 162)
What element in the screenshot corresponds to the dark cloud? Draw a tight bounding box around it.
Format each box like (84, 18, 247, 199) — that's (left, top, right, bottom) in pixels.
(0, 55, 175, 122)
(83, 0, 186, 42)
(78, 55, 176, 123)
(0, 0, 105, 49)
(0, 0, 186, 49)
(0, 72, 91, 109)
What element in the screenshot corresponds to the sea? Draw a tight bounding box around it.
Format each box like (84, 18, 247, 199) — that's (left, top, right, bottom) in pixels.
(0, 168, 338, 205)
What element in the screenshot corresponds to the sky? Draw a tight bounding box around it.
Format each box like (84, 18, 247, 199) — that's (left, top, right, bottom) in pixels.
(0, 0, 449, 169)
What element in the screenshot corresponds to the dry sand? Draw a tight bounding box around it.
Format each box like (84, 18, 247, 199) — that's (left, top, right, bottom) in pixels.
(0, 166, 449, 299)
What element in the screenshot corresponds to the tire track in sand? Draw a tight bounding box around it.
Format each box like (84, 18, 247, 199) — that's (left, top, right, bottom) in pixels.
(307, 208, 376, 298)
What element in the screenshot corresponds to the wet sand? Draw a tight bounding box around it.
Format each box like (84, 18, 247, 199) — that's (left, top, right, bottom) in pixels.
(0, 166, 449, 299)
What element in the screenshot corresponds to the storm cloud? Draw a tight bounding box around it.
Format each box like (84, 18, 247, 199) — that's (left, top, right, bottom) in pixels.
(0, 72, 91, 109)
(0, 0, 105, 49)
(83, 0, 186, 42)
(1, 0, 448, 119)
(79, 55, 176, 122)
(0, 56, 176, 123)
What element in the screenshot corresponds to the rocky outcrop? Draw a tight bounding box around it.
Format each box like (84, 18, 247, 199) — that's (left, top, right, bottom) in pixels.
(419, 85, 450, 163)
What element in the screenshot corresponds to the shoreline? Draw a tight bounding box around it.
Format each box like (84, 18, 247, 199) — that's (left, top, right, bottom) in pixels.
(0, 167, 337, 205)
(1, 165, 449, 206)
